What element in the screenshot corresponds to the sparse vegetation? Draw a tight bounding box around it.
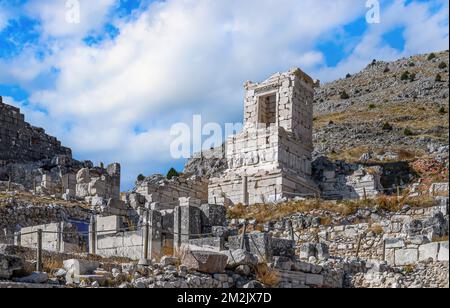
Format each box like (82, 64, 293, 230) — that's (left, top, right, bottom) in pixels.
(400, 71, 410, 81)
(404, 128, 414, 136)
(340, 90, 350, 100)
(427, 53, 436, 60)
(254, 263, 280, 287)
(382, 122, 393, 131)
(166, 167, 180, 180)
(137, 174, 145, 182)
(438, 61, 447, 69)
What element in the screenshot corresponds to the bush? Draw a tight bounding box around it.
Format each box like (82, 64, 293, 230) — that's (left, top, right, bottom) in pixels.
(427, 53, 436, 60)
(340, 91, 350, 100)
(404, 128, 414, 136)
(438, 61, 447, 69)
(409, 73, 416, 82)
(346, 73, 352, 79)
(400, 71, 410, 81)
(435, 74, 442, 82)
(383, 66, 390, 73)
(439, 106, 447, 115)
(409, 62, 415, 67)
(167, 168, 180, 179)
(382, 122, 393, 131)
(137, 174, 145, 182)
(369, 104, 376, 109)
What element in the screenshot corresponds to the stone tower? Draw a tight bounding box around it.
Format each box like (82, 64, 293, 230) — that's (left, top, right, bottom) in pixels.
(209, 68, 319, 205)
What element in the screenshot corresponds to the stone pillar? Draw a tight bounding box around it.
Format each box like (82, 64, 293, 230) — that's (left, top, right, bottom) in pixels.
(242, 176, 248, 206)
(173, 205, 202, 250)
(107, 163, 121, 200)
(179, 197, 201, 207)
(148, 210, 162, 259)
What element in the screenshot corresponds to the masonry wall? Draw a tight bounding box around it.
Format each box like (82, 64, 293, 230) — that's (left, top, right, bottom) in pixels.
(136, 176, 208, 206)
(0, 97, 72, 164)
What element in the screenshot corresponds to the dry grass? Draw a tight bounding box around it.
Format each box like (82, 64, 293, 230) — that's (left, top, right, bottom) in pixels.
(368, 224, 384, 235)
(0, 191, 91, 209)
(254, 263, 280, 287)
(432, 235, 449, 243)
(227, 194, 438, 225)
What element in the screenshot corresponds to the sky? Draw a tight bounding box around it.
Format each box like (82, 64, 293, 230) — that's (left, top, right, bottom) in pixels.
(0, 0, 448, 190)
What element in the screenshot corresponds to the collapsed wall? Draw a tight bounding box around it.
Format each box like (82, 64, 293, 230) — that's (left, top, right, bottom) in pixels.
(0, 97, 72, 164)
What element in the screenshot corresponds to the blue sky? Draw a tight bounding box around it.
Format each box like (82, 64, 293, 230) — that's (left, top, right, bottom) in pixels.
(0, 0, 448, 190)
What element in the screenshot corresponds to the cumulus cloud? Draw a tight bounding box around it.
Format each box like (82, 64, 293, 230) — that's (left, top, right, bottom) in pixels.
(1, 0, 448, 188)
(24, 0, 116, 38)
(316, 0, 449, 81)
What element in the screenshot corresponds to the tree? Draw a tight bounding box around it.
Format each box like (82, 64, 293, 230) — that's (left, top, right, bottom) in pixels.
(438, 61, 447, 69)
(340, 91, 350, 100)
(137, 174, 145, 182)
(167, 168, 180, 180)
(400, 71, 410, 81)
(427, 53, 436, 61)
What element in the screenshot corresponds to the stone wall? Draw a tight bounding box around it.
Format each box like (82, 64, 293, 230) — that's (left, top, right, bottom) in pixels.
(0, 97, 72, 164)
(209, 68, 319, 206)
(134, 175, 208, 208)
(19, 222, 83, 253)
(0, 197, 91, 232)
(75, 163, 121, 201)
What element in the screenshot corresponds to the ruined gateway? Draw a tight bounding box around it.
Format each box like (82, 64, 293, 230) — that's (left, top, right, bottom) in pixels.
(209, 68, 320, 205)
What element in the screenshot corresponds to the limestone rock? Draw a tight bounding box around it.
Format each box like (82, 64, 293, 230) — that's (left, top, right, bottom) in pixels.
(181, 250, 228, 274)
(0, 253, 23, 279)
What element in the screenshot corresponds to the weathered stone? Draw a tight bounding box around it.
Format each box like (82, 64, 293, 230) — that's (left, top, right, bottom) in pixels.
(395, 249, 418, 266)
(224, 249, 258, 269)
(0, 253, 23, 279)
(181, 250, 228, 274)
(316, 243, 330, 261)
(16, 271, 48, 284)
(299, 243, 316, 260)
(419, 243, 439, 261)
(438, 242, 449, 262)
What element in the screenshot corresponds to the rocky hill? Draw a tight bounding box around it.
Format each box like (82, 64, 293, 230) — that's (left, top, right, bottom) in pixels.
(184, 50, 449, 177)
(313, 50, 449, 162)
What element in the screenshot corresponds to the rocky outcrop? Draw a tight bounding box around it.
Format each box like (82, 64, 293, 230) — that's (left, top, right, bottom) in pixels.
(0, 97, 72, 164)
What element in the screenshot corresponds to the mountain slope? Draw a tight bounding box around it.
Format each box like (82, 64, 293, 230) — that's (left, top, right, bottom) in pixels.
(313, 50, 449, 162)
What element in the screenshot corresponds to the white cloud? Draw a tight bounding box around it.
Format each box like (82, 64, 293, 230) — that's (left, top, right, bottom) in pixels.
(316, 0, 449, 81)
(2, 0, 448, 188)
(25, 0, 116, 38)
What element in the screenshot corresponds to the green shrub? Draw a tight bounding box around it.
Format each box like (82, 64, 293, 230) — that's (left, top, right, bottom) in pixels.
(435, 74, 442, 82)
(427, 53, 436, 60)
(409, 62, 415, 67)
(409, 73, 416, 82)
(439, 106, 447, 115)
(438, 61, 447, 69)
(346, 73, 352, 79)
(167, 168, 180, 180)
(382, 122, 393, 131)
(137, 174, 146, 182)
(369, 104, 376, 109)
(340, 91, 350, 100)
(404, 128, 414, 136)
(400, 71, 410, 81)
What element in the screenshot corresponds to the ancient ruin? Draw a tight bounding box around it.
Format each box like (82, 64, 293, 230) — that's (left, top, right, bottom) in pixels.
(0, 51, 448, 289)
(209, 68, 320, 206)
